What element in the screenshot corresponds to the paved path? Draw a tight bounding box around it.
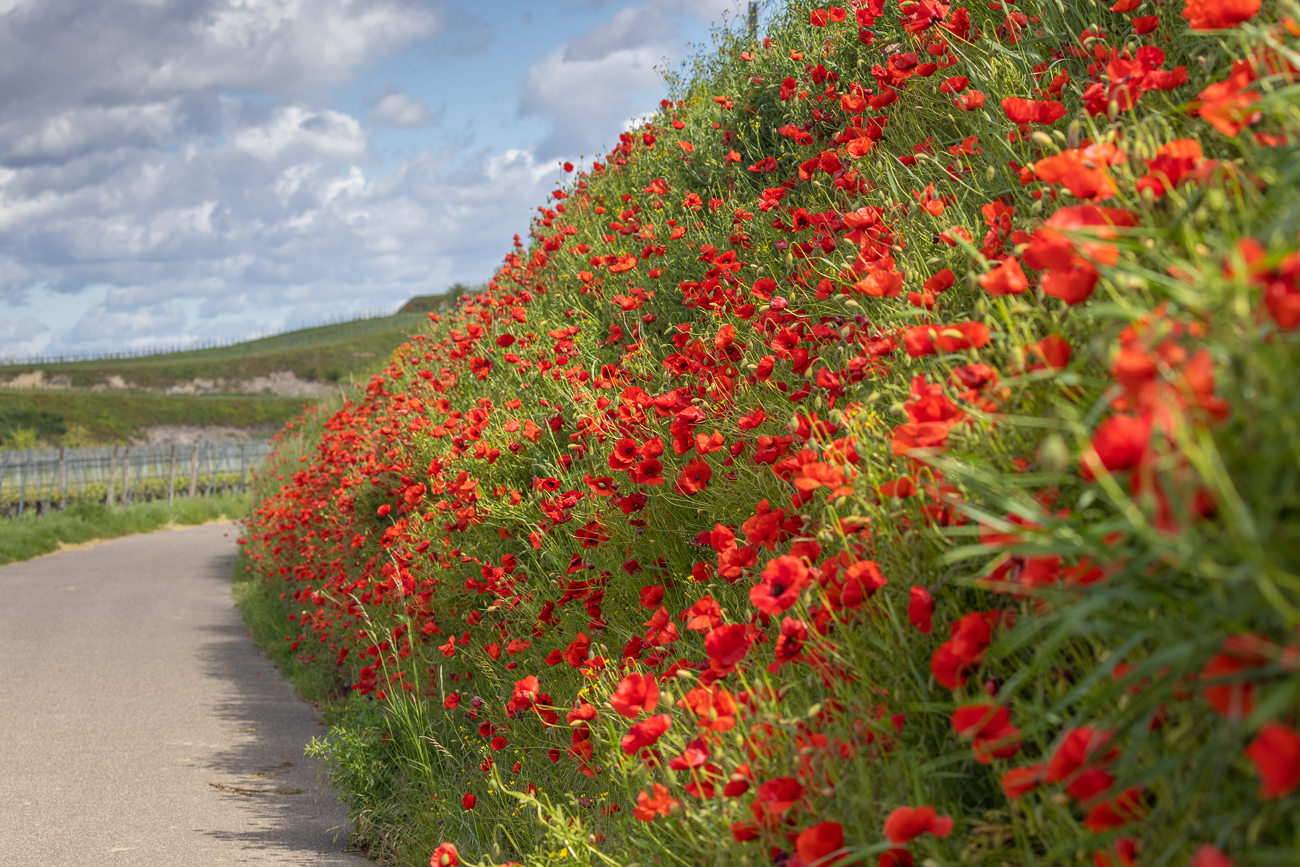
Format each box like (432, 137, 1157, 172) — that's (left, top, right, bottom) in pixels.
(0, 523, 362, 866)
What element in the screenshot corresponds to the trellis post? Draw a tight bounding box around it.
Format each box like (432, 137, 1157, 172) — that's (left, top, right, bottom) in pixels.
(167, 444, 177, 506)
(107, 446, 118, 507)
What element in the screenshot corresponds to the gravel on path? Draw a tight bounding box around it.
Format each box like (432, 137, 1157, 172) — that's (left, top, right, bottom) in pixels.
(0, 522, 362, 866)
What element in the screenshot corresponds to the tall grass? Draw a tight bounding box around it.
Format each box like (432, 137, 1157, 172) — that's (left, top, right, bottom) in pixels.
(0, 493, 250, 565)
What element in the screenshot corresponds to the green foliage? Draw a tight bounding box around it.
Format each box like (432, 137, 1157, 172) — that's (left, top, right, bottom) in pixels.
(0, 492, 249, 565)
(401, 291, 472, 314)
(0, 391, 308, 444)
(0, 406, 65, 447)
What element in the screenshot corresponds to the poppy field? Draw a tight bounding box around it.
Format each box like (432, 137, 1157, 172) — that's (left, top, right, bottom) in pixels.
(239, 1, 1300, 865)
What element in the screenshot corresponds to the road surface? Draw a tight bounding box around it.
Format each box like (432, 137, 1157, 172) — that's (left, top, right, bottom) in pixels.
(0, 523, 362, 866)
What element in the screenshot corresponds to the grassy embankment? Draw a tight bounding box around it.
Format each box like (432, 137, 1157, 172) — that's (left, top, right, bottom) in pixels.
(238, 5, 1299, 867)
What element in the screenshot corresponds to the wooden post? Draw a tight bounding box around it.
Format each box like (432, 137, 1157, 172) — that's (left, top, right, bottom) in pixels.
(106, 446, 118, 507)
(167, 444, 177, 506)
(18, 446, 32, 517)
(188, 442, 200, 498)
(240, 442, 248, 492)
(0, 450, 9, 518)
(58, 446, 67, 510)
(42, 453, 53, 515)
(121, 446, 131, 504)
(204, 444, 216, 497)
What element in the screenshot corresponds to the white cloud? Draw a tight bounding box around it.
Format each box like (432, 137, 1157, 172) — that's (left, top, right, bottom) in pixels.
(0, 314, 48, 358)
(232, 107, 367, 162)
(0, 0, 737, 355)
(371, 92, 432, 128)
(4, 102, 180, 162)
(518, 2, 745, 160)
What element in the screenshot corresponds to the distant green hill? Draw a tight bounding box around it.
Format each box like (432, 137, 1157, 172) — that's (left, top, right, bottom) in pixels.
(0, 390, 310, 445)
(0, 311, 433, 392)
(0, 302, 454, 445)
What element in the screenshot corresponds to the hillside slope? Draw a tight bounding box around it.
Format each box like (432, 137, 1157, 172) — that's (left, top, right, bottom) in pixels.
(239, 4, 1300, 867)
(0, 311, 435, 393)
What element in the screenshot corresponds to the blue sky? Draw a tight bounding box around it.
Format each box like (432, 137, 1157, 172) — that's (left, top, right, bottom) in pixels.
(0, 0, 745, 357)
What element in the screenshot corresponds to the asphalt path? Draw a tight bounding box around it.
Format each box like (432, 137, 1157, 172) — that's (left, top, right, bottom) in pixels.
(0, 523, 362, 866)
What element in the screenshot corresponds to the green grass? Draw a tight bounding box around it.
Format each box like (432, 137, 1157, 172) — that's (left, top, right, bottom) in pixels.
(0, 390, 312, 443)
(0, 493, 251, 565)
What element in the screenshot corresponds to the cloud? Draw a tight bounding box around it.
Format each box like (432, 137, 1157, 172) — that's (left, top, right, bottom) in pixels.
(0, 314, 48, 358)
(0, 0, 738, 356)
(519, 6, 678, 160)
(0, 0, 437, 112)
(231, 107, 368, 162)
(371, 91, 433, 128)
(518, 2, 746, 161)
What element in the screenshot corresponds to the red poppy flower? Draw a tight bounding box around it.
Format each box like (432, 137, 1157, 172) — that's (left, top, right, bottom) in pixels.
(431, 842, 460, 867)
(751, 556, 811, 614)
(883, 806, 953, 844)
(1084, 788, 1148, 831)
(908, 587, 934, 633)
(1001, 97, 1067, 124)
(980, 258, 1029, 296)
(1048, 727, 1117, 783)
(878, 850, 914, 867)
(629, 458, 665, 485)
(931, 612, 993, 689)
(1080, 413, 1152, 479)
(1042, 261, 1100, 305)
(1034, 151, 1117, 201)
(676, 457, 713, 494)
(1136, 139, 1204, 197)
(1246, 722, 1300, 798)
(796, 822, 845, 866)
(952, 704, 1022, 762)
(1182, 0, 1259, 29)
(462, 793, 476, 810)
(1001, 763, 1045, 799)
(634, 782, 680, 821)
(904, 321, 990, 357)
(769, 616, 809, 672)
(611, 672, 660, 719)
(1189, 845, 1234, 867)
(705, 623, 754, 667)
(621, 714, 672, 754)
(609, 438, 639, 470)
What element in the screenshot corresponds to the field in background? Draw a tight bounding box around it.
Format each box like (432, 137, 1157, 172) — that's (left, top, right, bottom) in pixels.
(0, 492, 249, 565)
(0, 296, 467, 447)
(0, 311, 434, 392)
(0, 390, 309, 446)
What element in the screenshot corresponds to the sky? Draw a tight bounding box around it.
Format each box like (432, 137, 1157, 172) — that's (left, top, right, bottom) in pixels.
(0, 0, 748, 358)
